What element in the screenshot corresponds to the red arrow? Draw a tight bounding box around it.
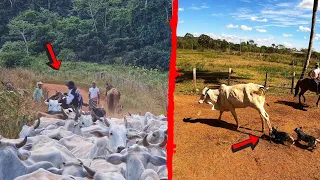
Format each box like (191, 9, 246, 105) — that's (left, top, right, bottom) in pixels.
(232, 135, 259, 153)
(45, 43, 61, 70)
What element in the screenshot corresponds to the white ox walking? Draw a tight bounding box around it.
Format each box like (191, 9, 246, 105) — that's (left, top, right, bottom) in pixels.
(198, 83, 272, 133)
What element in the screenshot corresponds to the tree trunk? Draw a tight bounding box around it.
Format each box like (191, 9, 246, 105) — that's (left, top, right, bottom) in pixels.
(299, 0, 318, 80)
(19, 31, 29, 56)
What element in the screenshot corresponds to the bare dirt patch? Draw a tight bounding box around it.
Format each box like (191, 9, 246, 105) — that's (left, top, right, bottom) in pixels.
(173, 94, 320, 179)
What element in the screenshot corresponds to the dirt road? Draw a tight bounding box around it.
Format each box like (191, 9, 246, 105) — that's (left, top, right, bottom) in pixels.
(173, 94, 320, 179)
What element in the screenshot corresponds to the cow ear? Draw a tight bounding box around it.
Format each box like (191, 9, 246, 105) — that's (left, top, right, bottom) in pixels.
(148, 155, 167, 166)
(90, 131, 105, 137)
(107, 154, 126, 164)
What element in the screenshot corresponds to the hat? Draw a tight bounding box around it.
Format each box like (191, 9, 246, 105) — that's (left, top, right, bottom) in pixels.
(37, 82, 43, 86)
(315, 62, 319, 66)
(66, 81, 75, 88)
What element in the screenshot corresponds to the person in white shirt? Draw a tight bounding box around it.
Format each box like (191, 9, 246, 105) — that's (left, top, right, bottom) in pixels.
(89, 81, 100, 110)
(308, 62, 320, 94)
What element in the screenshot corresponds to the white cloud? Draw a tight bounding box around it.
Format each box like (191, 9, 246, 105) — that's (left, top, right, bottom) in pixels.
(251, 17, 268, 22)
(179, 21, 184, 24)
(304, 36, 307, 39)
(178, 8, 184, 11)
(315, 34, 320, 40)
(297, 0, 313, 9)
(257, 18, 268, 22)
(282, 34, 293, 37)
(256, 29, 267, 32)
(277, 3, 291, 7)
(256, 36, 275, 44)
(226, 24, 239, 29)
(297, 26, 311, 32)
(283, 42, 293, 47)
(212, 13, 222, 16)
(189, 3, 209, 10)
(240, 25, 252, 31)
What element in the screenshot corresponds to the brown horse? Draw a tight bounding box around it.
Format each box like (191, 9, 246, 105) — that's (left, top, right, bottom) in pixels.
(294, 78, 320, 106)
(106, 83, 121, 115)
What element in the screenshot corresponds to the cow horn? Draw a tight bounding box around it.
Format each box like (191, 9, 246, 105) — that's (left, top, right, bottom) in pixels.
(164, 129, 168, 134)
(83, 165, 96, 177)
(159, 134, 168, 148)
(34, 117, 40, 129)
(128, 112, 132, 116)
(143, 135, 151, 147)
(16, 136, 27, 148)
(124, 117, 128, 128)
(103, 117, 111, 127)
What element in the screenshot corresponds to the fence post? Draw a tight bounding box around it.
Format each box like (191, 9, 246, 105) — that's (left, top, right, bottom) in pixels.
(228, 68, 232, 85)
(193, 68, 197, 90)
(264, 72, 268, 87)
(291, 72, 295, 94)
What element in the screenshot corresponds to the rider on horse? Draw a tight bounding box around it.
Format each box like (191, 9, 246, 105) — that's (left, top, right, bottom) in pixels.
(308, 62, 320, 95)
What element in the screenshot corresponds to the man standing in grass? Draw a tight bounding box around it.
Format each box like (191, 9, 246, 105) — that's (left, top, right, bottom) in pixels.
(308, 62, 320, 94)
(89, 81, 100, 110)
(33, 82, 43, 103)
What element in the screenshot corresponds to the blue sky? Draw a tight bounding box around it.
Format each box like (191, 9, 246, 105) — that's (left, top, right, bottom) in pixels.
(178, 0, 320, 51)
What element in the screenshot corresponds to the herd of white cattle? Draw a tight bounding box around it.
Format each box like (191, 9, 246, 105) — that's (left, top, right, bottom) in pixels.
(0, 108, 168, 180)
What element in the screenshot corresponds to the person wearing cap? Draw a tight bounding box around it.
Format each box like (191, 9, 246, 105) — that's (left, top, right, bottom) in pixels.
(308, 62, 320, 94)
(89, 81, 100, 111)
(64, 81, 84, 111)
(33, 82, 44, 103)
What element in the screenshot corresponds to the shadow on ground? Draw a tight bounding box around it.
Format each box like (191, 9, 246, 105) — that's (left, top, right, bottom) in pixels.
(275, 100, 308, 111)
(182, 118, 262, 136)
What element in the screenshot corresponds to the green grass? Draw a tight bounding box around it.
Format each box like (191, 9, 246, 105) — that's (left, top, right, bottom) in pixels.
(176, 49, 317, 95)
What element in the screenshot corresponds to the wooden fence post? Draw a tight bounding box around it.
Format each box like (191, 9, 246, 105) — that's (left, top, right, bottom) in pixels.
(264, 72, 268, 87)
(291, 72, 295, 94)
(228, 68, 232, 85)
(193, 68, 196, 90)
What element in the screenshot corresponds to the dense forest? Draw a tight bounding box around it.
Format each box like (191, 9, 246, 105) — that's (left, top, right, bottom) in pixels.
(178, 33, 320, 58)
(0, 0, 172, 71)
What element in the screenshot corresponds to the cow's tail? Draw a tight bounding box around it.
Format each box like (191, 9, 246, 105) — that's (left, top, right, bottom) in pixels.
(294, 79, 301, 97)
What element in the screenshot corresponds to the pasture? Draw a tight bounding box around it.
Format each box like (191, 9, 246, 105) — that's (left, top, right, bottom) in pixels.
(176, 49, 318, 95)
(174, 50, 320, 179)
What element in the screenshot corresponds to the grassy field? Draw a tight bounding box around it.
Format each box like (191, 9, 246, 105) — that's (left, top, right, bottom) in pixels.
(0, 62, 168, 138)
(176, 49, 318, 95)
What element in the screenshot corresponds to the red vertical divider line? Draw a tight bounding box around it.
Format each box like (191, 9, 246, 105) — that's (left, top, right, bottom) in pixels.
(167, 0, 178, 179)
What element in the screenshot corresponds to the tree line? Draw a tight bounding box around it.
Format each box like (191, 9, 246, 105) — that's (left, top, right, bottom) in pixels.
(178, 33, 320, 57)
(0, 0, 172, 71)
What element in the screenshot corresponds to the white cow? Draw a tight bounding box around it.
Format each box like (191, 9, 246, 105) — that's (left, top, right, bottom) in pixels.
(107, 144, 166, 180)
(19, 118, 42, 138)
(0, 137, 54, 180)
(14, 168, 87, 180)
(198, 83, 272, 133)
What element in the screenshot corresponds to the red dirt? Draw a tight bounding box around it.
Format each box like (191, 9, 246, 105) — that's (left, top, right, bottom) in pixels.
(42, 83, 137, 118)
(173, 94, 320, 179)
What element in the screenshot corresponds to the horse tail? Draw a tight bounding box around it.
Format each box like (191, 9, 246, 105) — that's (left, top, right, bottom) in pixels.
(108, 93, 114, 113)
(294, 79, 301, 97)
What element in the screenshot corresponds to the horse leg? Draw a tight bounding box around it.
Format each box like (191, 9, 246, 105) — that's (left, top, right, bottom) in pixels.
(299, 89, 307, 105)
(316, 95, 320, 107)
(218, 111, 223, 120)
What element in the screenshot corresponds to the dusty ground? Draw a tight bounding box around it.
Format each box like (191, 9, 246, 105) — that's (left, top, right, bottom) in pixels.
(43, 83, 140, 118)
(173, 94, 320, 180)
